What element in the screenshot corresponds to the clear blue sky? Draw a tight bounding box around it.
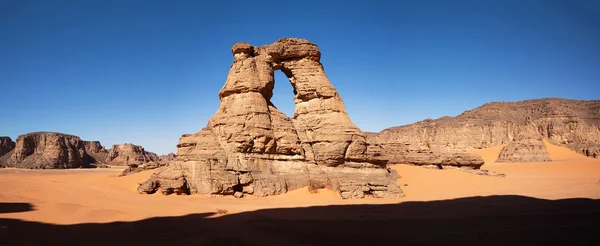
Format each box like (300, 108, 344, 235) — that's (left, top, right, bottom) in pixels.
(1, 0, 599, 154)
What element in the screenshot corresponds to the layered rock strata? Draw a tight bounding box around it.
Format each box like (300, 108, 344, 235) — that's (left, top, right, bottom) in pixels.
(376, 98, 600, 164)
(82, 140, 108, 164)
(139, 38, 402, 199)
(0, 132, 89, 169)
(106, 144, 160, 166)
(0, 137, 15, 157)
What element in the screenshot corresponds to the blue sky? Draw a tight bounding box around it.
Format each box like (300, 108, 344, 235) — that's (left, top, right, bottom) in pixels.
(1, 0, 599, 154)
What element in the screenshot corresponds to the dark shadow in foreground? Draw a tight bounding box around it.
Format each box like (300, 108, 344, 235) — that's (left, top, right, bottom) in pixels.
(1, 195, 599, 245)
(0, 203, 34, 214)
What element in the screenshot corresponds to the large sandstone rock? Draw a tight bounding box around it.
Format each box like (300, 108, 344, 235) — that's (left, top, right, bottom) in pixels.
(139, 38, 402, 199)
(159, 153, 176, 163)
(82, 140, 108, 164)
(0, 132, 89, 169)
(0, 137, 15, 157)
(497, 139, 551, 163)
(120, 153, 177, 176)
(376, 98, 600, 164)
(106, 144, 160, 166)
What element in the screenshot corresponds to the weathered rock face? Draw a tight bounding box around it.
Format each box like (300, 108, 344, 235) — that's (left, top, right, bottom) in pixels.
(0, 137, 15, 157)
(140, 38, 402, 199)
(0, 132, 89, 169)
(497, 139, 551, 163)
(82, 141, 108, 163)
(120, 153, 176, 176)
(376, 98, 600, 164)
(120, 162, 162, 176)
(106, 144, 160, 166)
(159, 153, 176, 163)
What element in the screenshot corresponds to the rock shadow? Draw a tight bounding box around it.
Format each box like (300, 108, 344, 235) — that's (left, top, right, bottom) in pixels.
(0, 203, 34, 214)
(1, 196, 599, 245)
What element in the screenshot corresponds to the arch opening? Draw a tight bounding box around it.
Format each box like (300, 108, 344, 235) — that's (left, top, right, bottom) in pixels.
(270, 70, 296, 119)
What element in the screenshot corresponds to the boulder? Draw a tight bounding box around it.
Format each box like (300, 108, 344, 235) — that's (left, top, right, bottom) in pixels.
(139, 38, 402, 199)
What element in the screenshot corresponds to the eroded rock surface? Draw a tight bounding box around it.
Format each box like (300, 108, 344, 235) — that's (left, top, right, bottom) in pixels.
(120, 153, 176, 176)
(159, 153, 176, 163)
(82, 141, 108, 164)
(497, 139, 551, 163)
(0, 137, 15, 157)
(106, 144, 160, 166)
(0, 132, 90, 169)
(139, 38, 402, 199)
(376, 98, 600, 164)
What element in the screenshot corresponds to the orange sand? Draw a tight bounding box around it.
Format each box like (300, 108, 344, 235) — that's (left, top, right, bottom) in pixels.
(1, 141, 599, 225)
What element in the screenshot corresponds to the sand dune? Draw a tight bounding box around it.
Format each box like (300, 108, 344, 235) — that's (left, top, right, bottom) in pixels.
(1, 141, 599, 229)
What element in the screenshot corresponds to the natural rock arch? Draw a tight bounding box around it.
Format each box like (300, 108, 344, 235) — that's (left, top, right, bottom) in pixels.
(139, 38, 401, 199)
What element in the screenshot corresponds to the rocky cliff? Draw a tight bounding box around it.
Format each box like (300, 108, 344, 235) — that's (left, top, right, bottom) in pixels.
(0, 137, 15, 157)
(82, 141, 108, 164)
(375, 98, 600, 164)
(0, 132, 90, 169)
(139, 38, 402, 199)
(106, 144, 160, 166)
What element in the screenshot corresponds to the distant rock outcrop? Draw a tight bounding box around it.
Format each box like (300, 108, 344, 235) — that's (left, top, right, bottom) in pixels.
(0, 132, 90, 169)
(375, 98, 600, 164)
(120, 153, 177, 176)
(159, 153, 176, 163)
(82, 141, 108, 164)
(106, 144, 160, 166)
(0, 137, 15, 157)
(139, 38, 402, 199)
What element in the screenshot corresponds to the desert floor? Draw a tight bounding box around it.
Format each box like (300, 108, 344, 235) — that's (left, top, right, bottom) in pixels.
(1, 142, 599, 245)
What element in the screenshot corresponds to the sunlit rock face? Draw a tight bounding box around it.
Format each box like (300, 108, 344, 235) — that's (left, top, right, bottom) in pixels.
(139, 38, 402, 199)
(375, 98, 600, 165)
(1, 132, 88, 169)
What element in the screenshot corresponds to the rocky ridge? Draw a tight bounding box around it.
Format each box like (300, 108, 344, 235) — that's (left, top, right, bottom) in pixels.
(375, 98, 600, 164)
(139, 38, 402, 199)
(0, 132, 90, 169)
(0, 132, 162, 169)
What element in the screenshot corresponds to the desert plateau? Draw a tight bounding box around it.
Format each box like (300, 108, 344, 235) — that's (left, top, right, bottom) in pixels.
(2, 1, 600, 245)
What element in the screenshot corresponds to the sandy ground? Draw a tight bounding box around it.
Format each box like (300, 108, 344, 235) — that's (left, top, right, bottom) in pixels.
(1, 141, 599, 224)
(1, 142, 599, 245)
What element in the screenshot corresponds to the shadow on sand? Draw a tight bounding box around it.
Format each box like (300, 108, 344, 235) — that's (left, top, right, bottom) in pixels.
(0, 203, 34, 214)
(1, 195, 599, 245)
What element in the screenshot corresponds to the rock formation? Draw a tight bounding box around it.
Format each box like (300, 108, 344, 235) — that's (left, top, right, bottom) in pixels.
(375, 98, 600, 164)
(0, 132, 164, 169)
(106, 144, 160, 166)
(120, 162, 162, 176)
(159, 153, 176, 163)
(0, 137, 15, 157)
(0, 132, 90, 169)
(139, 38, 402, 199)
(82, 140, 108, 164)
(496, 139, 551, 163)
(120, 153, 177, 176)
